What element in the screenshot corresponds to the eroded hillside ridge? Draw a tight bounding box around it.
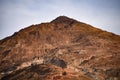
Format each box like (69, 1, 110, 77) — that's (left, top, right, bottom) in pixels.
(0, 16, 120, 80)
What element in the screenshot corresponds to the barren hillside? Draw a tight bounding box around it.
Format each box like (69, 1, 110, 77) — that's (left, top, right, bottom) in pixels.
(0, 16, 120, 80)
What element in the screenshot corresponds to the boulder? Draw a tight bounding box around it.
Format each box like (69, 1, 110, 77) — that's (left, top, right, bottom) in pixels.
(50, 57, 67, 68)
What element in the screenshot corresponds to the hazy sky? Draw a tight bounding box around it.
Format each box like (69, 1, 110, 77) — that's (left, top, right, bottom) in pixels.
(0, 0, 120, 39)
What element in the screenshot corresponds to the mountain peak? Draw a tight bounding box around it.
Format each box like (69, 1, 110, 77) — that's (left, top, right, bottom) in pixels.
(0, 16, 120, 80)
(51, 16, 77, 24)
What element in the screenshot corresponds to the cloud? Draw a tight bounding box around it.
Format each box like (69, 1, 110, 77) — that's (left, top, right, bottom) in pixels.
(0, 0, 120, 39)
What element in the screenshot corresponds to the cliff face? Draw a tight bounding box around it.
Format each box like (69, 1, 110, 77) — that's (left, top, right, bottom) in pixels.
(0, 16, 120, 80)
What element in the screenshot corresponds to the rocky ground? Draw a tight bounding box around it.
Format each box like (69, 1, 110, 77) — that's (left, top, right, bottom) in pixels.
(0, 16, 120, 80)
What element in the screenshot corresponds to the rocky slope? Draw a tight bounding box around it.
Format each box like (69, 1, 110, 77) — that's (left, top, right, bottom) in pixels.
(0, 16, 120, 80)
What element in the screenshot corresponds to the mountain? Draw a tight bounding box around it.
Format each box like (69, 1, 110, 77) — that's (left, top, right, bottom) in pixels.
(0, 16, 120, 80)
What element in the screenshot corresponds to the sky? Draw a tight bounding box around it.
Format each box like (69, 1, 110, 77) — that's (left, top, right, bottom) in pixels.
(0, 0, 120, 39)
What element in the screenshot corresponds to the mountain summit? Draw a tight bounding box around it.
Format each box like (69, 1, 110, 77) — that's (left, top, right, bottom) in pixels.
(0, 16, 120, 80)
(51, 16, 77, 23)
